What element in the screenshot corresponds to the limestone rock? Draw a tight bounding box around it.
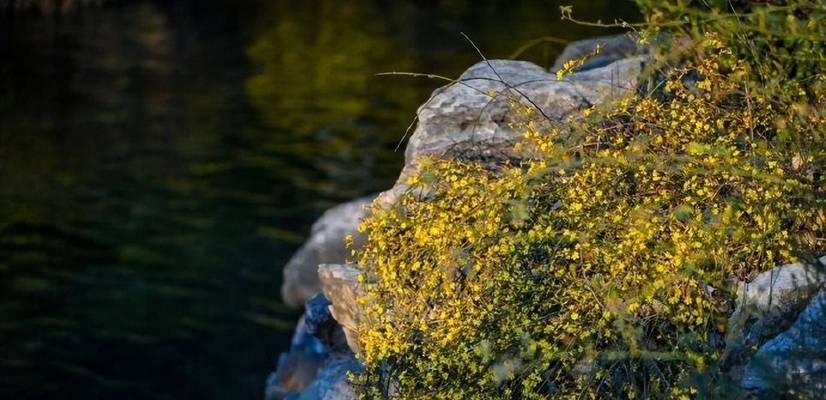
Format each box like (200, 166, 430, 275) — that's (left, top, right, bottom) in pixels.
(377, 57, 645, 208)
(286, 354, 360, 400)
(551, 34, 644, 73)
(281, 196, 373, 309)
(734, 256, 826, 319)
(318, 264, 363, 355)
(742, 289, 826, 396)
(304, 293, 351, 353)
(266, 296, 360, 400)
(722, 256, 826, 386)
(404, 57, 644, 165)
(265, 317, 327, 400)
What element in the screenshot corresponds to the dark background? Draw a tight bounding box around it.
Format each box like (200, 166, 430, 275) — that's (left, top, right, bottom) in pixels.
(0, 1, 639, 398)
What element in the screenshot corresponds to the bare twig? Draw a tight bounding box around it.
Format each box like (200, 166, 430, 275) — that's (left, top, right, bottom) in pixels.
(509, 36, 569, 60)
(461, 32, 555, 124)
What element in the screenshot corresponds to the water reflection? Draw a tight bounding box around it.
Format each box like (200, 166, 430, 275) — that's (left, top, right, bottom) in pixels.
(0, 1, 637, 398)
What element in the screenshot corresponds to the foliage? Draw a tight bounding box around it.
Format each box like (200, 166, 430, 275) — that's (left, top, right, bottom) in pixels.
(353, 1, 825, 398)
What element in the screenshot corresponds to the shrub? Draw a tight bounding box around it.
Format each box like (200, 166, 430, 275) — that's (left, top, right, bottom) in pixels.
(354, 1, 825, 398)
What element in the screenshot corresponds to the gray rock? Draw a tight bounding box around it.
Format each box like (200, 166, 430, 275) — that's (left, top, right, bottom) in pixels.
(268, 350, 359, 400)
(281, 196, 373, 309)
(304, 293, 335, 337)
(265, 317, 327, 400)
(318, 264, 363, 355)
(404, 57, 644, 165)
(377, 57, 645, 208)
(305, 293, 351, 353)
(551, 34, 644, 73)
(742, 289, 826, 396)
(722, 256, 826, 387)
(266, 295, 361, 400)
(734, 256, 826, 319)
(293, 354, 360, 400)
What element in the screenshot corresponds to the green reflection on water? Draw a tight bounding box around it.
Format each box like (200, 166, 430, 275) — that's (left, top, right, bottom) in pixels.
(0, 1, 637, 398)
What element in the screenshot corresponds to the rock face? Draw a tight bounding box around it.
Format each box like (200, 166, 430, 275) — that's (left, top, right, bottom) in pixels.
(286, 354, 360, 400)
(318, 264, 363, 356)
(265, 294, 360, 400)
(378, 55, 646, 207)
(551, 34, 644, 73)
(723, 256, 826, 395)
(735, 256, 826, 317)
(265, 317, 327, 400)
(742, 288, 826, 396)
(404, 57, 644, 165)
(304, 293, 351, 353)
(281, 196, 373, 309)
(726, 256, 826, 352)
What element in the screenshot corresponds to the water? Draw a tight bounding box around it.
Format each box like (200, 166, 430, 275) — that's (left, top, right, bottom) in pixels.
(0, 1, 638, 398)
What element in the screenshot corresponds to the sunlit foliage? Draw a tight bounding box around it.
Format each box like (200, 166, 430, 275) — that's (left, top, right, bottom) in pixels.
(353, 1, 825, 398)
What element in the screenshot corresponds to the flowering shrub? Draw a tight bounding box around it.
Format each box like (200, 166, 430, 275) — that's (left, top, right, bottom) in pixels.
(353, 1, 824, 398)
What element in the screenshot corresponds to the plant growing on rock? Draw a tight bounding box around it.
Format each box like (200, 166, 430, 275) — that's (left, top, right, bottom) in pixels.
(353, 1, 824, 398)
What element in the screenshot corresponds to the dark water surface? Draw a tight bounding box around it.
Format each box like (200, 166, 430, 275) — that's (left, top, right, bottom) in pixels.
(0, 1, 638, 398)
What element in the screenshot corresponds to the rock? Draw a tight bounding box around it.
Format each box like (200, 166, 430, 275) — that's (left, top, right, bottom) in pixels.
(281, 196, 373, 309)
(721, 256, 826, 387)
(551, 34, 644, 73)
(304, 293, 351, 352)
(734, 256, 826, 319)
(290, 354, 360, 400)
(318, 264, 363, 355)
(304, 293, 335, 334)
(404, 57, 644, 165)
(265, 317, 327, 400)
(742, 288, 826, 396)
(266, 295, 361, 400)
(377, 56, 645, 208)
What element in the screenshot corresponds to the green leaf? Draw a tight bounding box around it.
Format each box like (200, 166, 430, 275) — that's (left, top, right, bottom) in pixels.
(674, 204, 695, 223)
(685, 141, 707, 156)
